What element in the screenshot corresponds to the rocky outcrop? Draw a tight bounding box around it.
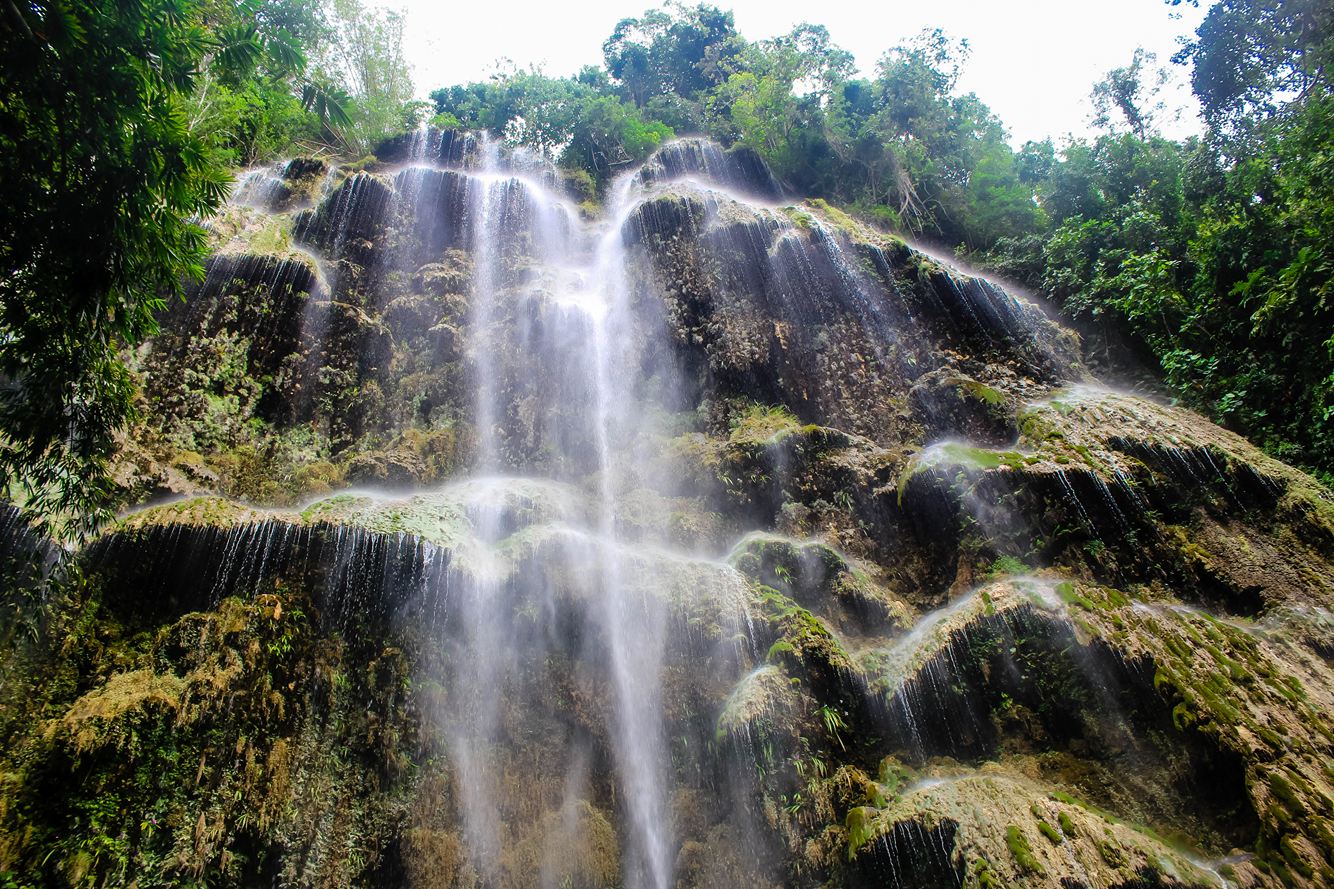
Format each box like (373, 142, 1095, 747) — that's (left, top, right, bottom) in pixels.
(631, 137, 784, 201)
(2, 135, 1332, 889)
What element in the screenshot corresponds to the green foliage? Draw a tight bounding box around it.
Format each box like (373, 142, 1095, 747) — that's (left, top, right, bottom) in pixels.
(430, 71, 672, 181)
(987, 17, 1334, 476)
(0, 0, 414, 537)
(0, 0, 229, 539)
(602, 3, 742, 107)
(1171, 0, 1332, 139)
(0, 569, 413, 886)
(308, 0, 416, 152)
(985, 556, 1028, 579)
(8, 0, 1334, 539)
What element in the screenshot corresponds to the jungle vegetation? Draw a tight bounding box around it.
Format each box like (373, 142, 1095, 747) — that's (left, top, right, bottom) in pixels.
(0, 0, 414, 536)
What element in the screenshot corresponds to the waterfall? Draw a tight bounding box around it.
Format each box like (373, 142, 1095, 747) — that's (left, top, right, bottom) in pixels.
(193, 135, 1074, 888)
(407, 137, 719, 889)
(22, 126, 1309, 889)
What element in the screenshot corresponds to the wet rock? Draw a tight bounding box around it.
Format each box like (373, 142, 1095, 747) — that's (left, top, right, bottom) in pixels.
(908, 368, 1018, 446)
(634, 137, 784, 201)
(10, 133, 1334, 889)
(730, 533, 910, 635)
(345, 449, 426, 488)
(846, 770, 1223, 889)
(375, 126, 486, 167)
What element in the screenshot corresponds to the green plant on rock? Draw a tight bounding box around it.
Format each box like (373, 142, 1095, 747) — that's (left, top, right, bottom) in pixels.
(1005, 824, 1044, 874)
(816, 704, 848, 751)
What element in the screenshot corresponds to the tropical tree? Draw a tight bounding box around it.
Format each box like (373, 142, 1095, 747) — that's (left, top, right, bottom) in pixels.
(0, 0, 231, 537)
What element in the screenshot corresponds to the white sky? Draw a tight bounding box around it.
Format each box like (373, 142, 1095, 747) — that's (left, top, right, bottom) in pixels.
(382, 0, 1211, 146)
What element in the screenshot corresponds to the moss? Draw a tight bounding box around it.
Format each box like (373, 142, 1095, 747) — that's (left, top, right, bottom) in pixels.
(897, 441, 1034, 501)
(728, 403, 803, 445)
(118, 496, 284, 531)
(731, 533, 908, 632)
(60, 668, 188, 752)
(1280, 834, 1316, 879)
(781, 206, 815, 229)
(1057, 812, 1077, 837)
(956, 380, 1005, 406)
(1054, 580, 1100, 611)
(715, 665, 799, 743)
(804, 198, 870, 243)
(1268, 771, 1307, 816)
(934, 443, 1009, 471)
(1036, 819, 1062, 845)
(968, 856, 1003, 888)
(986, 556, 1028, 579)
(0, 572, 418, 885)
(844, 806, 880, 857)
(1005, 824, 1043, 874)
(242, 215, 295, 256)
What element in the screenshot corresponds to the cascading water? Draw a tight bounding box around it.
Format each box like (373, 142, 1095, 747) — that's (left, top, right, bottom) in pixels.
(268, 133, 1079, 887)
(15, 122, 1327, 889)
(397, 134, 737, 889)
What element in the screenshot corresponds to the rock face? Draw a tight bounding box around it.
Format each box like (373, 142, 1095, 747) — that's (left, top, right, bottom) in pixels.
(1, 129, 1332, 889)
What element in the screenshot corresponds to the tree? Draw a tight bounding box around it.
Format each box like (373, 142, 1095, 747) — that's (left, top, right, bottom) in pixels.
(603, 2, 741, 106)
(710, 24, 854, 178)
(1171, 0, 1332, 139)
(1091, 47, 1169, 138)
(309, 0, 415, 152)
(185, 0, 335, 165)
(0, 0, 232, 538)
(564, 96, 673, 178)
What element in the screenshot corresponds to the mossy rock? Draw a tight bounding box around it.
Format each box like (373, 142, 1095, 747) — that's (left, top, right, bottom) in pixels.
(729, 532, 910, 634)
(846, 770, 1220, 889)
(908, 368, 1018, 447)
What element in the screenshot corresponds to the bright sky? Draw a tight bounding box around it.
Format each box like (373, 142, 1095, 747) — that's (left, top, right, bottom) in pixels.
(383, 0, 1211, 146)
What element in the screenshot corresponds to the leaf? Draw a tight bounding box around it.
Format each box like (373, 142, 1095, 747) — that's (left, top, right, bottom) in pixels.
(213, 24, 262, 79)
(302, 81, 352, 130)
(263, 29, 306, 75)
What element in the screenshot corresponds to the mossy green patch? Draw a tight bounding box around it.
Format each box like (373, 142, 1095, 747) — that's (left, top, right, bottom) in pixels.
(1005, 824, 1044, 874)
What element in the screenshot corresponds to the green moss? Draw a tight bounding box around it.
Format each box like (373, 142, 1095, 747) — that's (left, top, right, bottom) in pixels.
(1057, 812, 1077, 837)
(936, 443, 1004, 470)
(1053, 580, 1099, 611)
(844, 806, 880, 858)
(244, 215, 294, 255)
(1280, 834, 1316, 878)
(1268, 771, 1307, 816)
(118, 496, 280, 531)
(781, 206, 815, 229)
(1005, 825, 1043, 874)
(986, 556, 1028, 579)
(715, 665, 797, 743)
(969, 856, 1003, 888)
(805, 198, 868, 242)
(1036, 819, 1062, 844)
(728, 403, 802, 445)
(897, 442, 1034, 502)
